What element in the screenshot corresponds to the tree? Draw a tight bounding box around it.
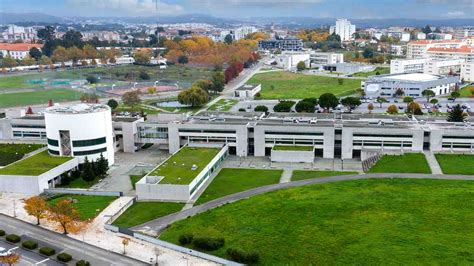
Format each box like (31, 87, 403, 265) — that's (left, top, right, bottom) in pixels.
(376, 97, 388, 108)
(367, 103, 374, 114)
(24, 196, 47, 225)
(82, 44, 98, 59)
(470, 87, 474, 97)
(387, 104, 398, 114)
(133, 50, 151, 65)
(362, 48, 375, 59)
(122, 237, 130, 254)
(37, 26, 55, 41)
(422, 25, 432, 34)
(29, 47, 42, 61)
(81, 157, 95, 182)
(224, 34, 234, 44)
(86, 76, 98, 84)
(340, 97, 361, 112)
(394, 88, 404, 97)
(295, 100, 315, 113)
(430, 98, 439, 105)
(62, 30, 84, 48)
(0, 252, 21, 266)
(211, 71, 225, 93)
(318, 93, 339, 111)
(177, 86, 209, 107)
(1, 56, 17, 68)
(139, 71, 150, 80)
(107, 99, 118, 110)
(21, 56, 35, 66)
(149, 34, 159, 46)
(80, 93, 99, 103)
(177, 55, 189, 64)
(147, 87, 157, 94)
(451, 91, 460, 101)
(48, 199, 81, 234)
(96, 153, 109, 178)
(52, 46, 68, 63)
(254, 105, 268, 113)
(66, 46, 84, 65)
(39, 55, 52, 65)
(407, 102, 422, 114)
(422, 89, 435, 102)
(403, 96, 414, 103)
(296, 61, 306, 71)
(447, 104, 465, 122)
(273, 101, 295, 112)
(122, 91, 141, 108)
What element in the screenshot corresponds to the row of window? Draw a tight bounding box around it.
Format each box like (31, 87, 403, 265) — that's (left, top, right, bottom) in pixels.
(265, 131, 324, 136)
(73, 147, 107, 156)
(442, 143, 473, 149)
(353, 140, 413, 148)
(138, 126, 169, 139)
(13, 131, 46, 139)
(353, 133, 412, 138)
(72, 137, 107, 147)
(11, 124, 45, 129)
(265, 138, 324, 145)
(179, 129, 235, 134)
(443, 136, 474, 140)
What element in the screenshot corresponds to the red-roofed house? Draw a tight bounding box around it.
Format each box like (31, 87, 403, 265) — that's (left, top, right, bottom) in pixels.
(406, 39, 463, 59)
(0, 43, 44, 60)
(427, 46, 474, 62)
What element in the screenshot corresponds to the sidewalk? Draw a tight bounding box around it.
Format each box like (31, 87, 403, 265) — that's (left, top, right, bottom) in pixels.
(423, 151, 443, 175)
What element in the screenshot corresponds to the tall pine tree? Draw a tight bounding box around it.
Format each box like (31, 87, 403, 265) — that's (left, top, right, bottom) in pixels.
(96, 153, 109, 178)
(81, 157, 95, 182)
(447, 104, 465, 122)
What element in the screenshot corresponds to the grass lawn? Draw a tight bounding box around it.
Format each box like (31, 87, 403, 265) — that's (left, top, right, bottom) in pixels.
(291, 170, 358, 181)
(130, 174, 145, 190)
(248, 71, 361, 99)
(57, 177, 100, 189)
(0, 150, 72, 176)
(115, 104, 160, 115)
(0, 143, 44, 166)
(0, 89, 81, 108)
(458, 85, 473, 97)
(353, 67, 390, 77)
(207, 99, 238, 112)
(368, 153, 431, 174)
(150, 147, 221, 185)
(272, 145, 314, 151)
(195, 168, 282, 205)
(160, 179, 474, 265)
(435, 154, 474, 175)
(112, 202, 184, 228)
(48, 195, 117, 220)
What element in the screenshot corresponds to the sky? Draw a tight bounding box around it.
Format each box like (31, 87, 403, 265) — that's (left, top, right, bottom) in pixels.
(0, 0, 473, 19)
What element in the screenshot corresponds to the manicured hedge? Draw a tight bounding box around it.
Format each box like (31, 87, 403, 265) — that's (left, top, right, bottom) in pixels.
(76, 260, 91, 266)
(57, 253, 72, 262)
(0, 229, 5, 236)
(6, 234, 21, 243)
(227, 248, 260, 264)
(22, 240, 38, 250)
(39, 247, 56, 256)
(192, 237, 225, 251)
(178, 233, 194, 245)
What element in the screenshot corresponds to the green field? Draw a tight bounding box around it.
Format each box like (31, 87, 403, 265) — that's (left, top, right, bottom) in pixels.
(291, 170, 358, 181)
(0, 143, 44, 166)
(207, 99, 238, 112)
(195, 168, 282, 205)
(435, 154, 474, 175)
(0, 150, 72, 176)
(150, 147, 221, 185)
(160, 179, 474, 265)
(272, 145, 314, 151)
(48, 195, 117, 220)
(368, 153, 431, 174)
(353, 67, 390, 77)
(112, 202, 184, 228)
(248, 71, 361, 99)
(459, 86, 473, 97)
(0, 89, 81, 108)
(57, 176, 100, 189)
(130, 174, 144, 190)
(115, 104, 161, 115)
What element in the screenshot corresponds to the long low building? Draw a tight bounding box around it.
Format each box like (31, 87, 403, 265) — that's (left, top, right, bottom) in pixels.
(363, 73, 459, 98)
(2, 110, 473, 162)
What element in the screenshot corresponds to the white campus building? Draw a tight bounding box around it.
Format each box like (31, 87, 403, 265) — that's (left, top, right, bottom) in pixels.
(461, 62, 474, 82)
(329, 19, 356, 42)
(390, 58, 429, 74)
(275, 52, 310, 70)
(44, 104, 115, 165)
(406, 40, 465, 59)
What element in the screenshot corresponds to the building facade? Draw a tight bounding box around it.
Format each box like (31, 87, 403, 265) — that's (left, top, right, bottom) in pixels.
(461, 62, 474, 82)
(0, 43, 43, 60)
(329, 19, 356, 42)
(258, 37, 303, 51)
(390, 59, 428, 74)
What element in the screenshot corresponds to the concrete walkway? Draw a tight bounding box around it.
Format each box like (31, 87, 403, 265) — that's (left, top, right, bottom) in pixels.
(279, 169, 293, 183)
(423, 151, 443, 175)
(131, 173, 474, 235)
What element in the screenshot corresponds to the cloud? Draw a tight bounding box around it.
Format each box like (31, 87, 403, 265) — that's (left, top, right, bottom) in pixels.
(443, 10, 466, 17)
(416, 0, 473, 5)
(67, 0, 184, 15)
(187, 0, 324, 8)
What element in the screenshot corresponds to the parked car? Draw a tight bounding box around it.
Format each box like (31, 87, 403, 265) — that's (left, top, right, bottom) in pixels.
(0, 247, 12, 257)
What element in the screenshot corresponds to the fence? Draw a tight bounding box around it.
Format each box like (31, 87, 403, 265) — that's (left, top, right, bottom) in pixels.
(43, 188, 123, 197)
(104, 196, 136, 232)
(362, 153, 383, 172)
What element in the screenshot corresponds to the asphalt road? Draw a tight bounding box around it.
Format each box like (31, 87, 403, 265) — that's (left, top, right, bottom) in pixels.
(0, 214, 147, 266)
(132, 173, 474, 235)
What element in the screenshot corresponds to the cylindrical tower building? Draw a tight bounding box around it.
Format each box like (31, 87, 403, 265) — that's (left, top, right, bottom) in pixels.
(44, 104, 115, 165)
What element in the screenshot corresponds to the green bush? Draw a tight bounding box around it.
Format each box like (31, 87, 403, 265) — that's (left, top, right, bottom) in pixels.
(22, 240, 38, 250)
(238, 108, 245, 112)
(76, 260, 91, 266)
(178, 234, 194, 245)
(254, 105, 268, 113)
(273, 100, 295, 112)
(6, 234, 21, 243)
(0, 229, 5, 236)
(57, 253, 72, 262)
(227, 248, 260, 264)
(192, 237, 225, 251)
(39, 247, 56, 256)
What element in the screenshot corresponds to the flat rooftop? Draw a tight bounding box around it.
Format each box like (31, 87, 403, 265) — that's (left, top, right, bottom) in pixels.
(149, 147, 221, 185)
(45, 103, 110, 115)
(0, 150, 72, 176)
(236, 84, 260, 91)
(380, 73, 442, 82)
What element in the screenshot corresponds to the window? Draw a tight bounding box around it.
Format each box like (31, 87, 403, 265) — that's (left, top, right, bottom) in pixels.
(48, 138, 59, 146)
(72, 137, 106, 147)
(73, 147, 107, 156)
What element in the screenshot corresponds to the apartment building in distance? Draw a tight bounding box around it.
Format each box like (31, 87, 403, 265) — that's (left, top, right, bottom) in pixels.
(423, 59, 464, 75)
(406, 40, 463, 59)
(427, 46, 474, 62)
(258, 37, 303, 51)
(329, 19, 356, 42)
(1, 25, 37, 42)
(461, 62, 474, 82)
(390, 58, 428, 74)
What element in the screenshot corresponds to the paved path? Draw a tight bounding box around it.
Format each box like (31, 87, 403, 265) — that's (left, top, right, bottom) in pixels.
(132, 173, 474, 235)
(0, 214, 147, 265)
(423, 151, 443, 175)
(279, 169, 293, 183)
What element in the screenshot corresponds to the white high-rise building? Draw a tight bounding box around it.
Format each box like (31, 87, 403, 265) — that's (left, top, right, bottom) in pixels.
(329, 19, 356, 42)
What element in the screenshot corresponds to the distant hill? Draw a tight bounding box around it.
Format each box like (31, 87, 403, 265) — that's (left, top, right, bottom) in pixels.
(0, 13, 67, 24)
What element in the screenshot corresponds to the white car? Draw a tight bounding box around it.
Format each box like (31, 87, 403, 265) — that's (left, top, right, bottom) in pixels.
(0, 247, 12, 256)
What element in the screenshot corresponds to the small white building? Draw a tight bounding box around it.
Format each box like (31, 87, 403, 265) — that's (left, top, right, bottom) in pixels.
(0, 43, 43, 60)
(234, 84, 262, 99)
(275, 52, 310, 70)
(310, 52, 344, 65)
(461, 62, 474, 82)
(424, 59, 464, 75)
(390, 58, 429, 74)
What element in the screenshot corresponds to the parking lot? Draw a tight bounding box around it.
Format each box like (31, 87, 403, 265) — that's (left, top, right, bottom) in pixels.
(1, 240, 63, 266)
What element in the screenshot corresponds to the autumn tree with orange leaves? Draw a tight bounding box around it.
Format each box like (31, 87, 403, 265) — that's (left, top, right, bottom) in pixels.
(24, 196, 48, 225)
(0, 252, 21, 266)
(47, 199, 82, 234)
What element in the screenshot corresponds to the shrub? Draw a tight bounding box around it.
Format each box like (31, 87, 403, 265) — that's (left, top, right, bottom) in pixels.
(295, 100, 315, 113)
(178, 234, 194, 245)
(86, 76, 98, 84)
(57, 253, 72, 262)
(238, 108, 246, 112)
(22, 240, 38, 250)
(76, 260, 91, 266)
(39, 247, 56, 256)
(227, 248, 260, 264)
(0, 230, 5, 236)
(273, 101, 295, 112)
(6, 234, 21, 243)
(254, 105, 268, 113)
(192, 237, 225, 251)
(139, 71, 150, 80)
(254, 92, 261, 98)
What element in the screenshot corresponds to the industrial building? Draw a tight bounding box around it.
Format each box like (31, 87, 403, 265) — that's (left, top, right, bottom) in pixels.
(258, 37, 303, 51)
